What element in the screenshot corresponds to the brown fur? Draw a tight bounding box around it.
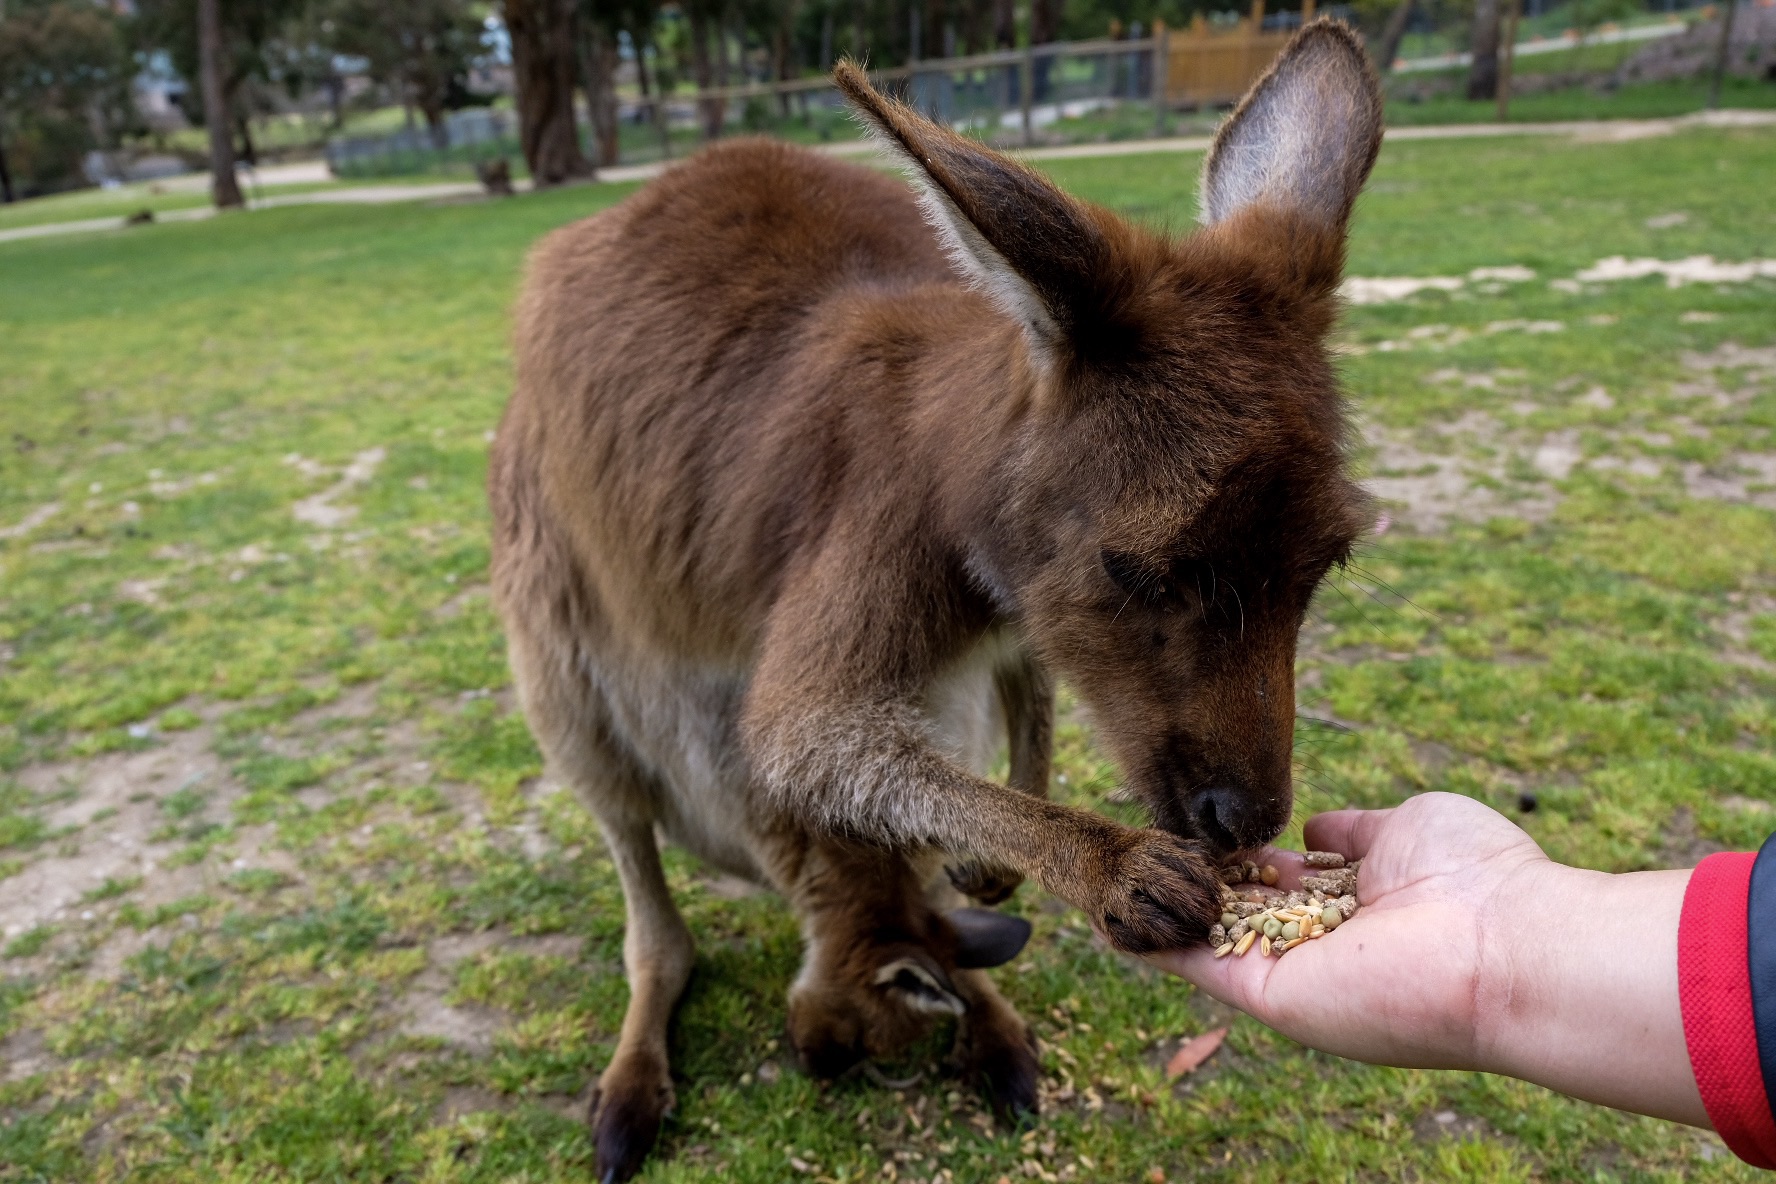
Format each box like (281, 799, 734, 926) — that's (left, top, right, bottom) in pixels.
(489, 21, 1382, 1180)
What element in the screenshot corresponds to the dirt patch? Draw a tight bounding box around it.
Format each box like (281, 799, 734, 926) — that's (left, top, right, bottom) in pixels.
(1660, 807, 1727, 870)
(1674, 343, 1776, 410)
(0, 502, 60, 541)
(1, 725, 235, 944)
(1683, 453, 1776, 510)
(387, 931, 589, 1056)
(1359, 340, 1776, 531)
(0, 1026, 50, 1084)
(1573, 256, 1776, 288)
(1413, 1107, 1504, 1144)
(1360, 408, 1563, 533)
(290, 446, 386, 530)
(391, 932, 508, 1055)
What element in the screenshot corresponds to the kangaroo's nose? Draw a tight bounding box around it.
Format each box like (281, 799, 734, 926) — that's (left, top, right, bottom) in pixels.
(1188, 785, 1278, 854)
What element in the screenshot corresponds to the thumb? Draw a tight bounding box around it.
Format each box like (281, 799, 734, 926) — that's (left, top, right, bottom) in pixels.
(1302, 807, 1395, 862)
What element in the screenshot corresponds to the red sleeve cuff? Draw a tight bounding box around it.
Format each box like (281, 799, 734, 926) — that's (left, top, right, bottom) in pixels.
(1680, 850, 1776, 1168)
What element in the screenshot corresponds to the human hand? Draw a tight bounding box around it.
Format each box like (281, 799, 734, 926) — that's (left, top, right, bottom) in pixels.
(1149, 791, 1707, 1126)
(1152, 791, 1549, 1071)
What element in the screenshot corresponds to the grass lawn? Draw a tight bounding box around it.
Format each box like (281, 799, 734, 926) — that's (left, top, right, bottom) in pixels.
(1, 123, 1774, 1182)
(1384, 74, 1776, 126)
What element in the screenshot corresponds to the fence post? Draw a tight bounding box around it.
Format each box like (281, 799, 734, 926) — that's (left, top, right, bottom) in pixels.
(1152, 23, 1170, 136)
(1021, 43, 1035, 147)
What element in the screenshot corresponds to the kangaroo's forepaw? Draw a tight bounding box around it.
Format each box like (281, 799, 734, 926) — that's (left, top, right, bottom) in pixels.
(967, 1017, 1041, 1121)
(1094, 829, 1223, 955)
(946, 859, 1025, 905)
(590, 1060, 674, 1184)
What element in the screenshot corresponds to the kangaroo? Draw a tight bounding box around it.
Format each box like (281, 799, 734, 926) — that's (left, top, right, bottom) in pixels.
(489, 21, 1382, 1181)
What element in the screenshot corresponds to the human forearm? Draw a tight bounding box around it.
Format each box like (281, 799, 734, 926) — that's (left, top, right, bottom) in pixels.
(1478, 863, 1707, 1127)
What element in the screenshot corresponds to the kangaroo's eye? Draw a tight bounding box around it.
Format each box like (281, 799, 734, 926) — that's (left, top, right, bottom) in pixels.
(1171, 557, 1217, 602)
(1101, 549, 1169, 605)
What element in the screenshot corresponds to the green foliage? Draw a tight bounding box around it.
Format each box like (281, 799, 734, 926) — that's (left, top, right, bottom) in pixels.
(3, 925, 54, 958)
(0, 1, 135, 196)
(321, 0, 486, 134)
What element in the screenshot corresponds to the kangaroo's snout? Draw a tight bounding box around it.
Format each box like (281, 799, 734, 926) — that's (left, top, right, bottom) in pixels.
(1185, 783, 1287, 855)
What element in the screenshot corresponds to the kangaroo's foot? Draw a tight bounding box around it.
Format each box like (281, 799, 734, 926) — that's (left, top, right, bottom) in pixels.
(590, 1052, 675, 1184)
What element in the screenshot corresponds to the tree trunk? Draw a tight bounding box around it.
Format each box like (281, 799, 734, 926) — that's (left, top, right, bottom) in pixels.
(687, 1, 724, 139)
(774, 0, 801, 115)
(1707, 0, 1740, 109)
(0, 125, 15, 203)
(993, 0, 1015, 48)
(1466, 0, 1502, 100)
(923, 0, 946, 58)
(580, 23, 621, 167)
(1030, 0, 1059, 100)
(198, 0, 244, 208)
(958, 0, 989, 54)
(422, 103, 450, 150)
(1376, 0, 1415, 72)
(504, 0, 593, 185)
(236, 113, 259, 169)
(636, 34, 673, 158)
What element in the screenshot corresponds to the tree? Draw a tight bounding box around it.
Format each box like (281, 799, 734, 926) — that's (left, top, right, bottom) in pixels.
(325, 0, 483, 149)
(198, 0, 244, 206)
(133, 0, 312, 183)
(504, 0, 591, 184)
(576, 0, 658, 170)
(1374, 0, 1415, 73)
(0, 1, 135, 197)
(1466, 0, 1502, 100)
(1030, 0, 1060, 98)
(579, 18, 620, 165)
(683, 0, 724, 139)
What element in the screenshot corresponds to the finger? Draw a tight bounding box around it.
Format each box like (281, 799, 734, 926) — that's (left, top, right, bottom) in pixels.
(1302, 807, 1395, 861)
(1253, 846, 1308, 890)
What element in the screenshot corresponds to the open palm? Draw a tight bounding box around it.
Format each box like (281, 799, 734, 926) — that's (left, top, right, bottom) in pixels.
(1153, 793, 1554, 1070)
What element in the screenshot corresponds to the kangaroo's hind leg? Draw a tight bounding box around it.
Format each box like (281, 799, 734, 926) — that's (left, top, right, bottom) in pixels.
(505, 640, 694, 1184)
(589, 805, 695, 1183)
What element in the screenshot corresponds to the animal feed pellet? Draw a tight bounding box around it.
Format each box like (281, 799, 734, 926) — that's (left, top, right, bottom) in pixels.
(1210, 853, 1361, 960)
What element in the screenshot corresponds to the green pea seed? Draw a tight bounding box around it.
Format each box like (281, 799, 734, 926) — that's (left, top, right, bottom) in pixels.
(1221, 912, 1239, 929)
(1281, 921, 1300, 941)
(1262, 918, 1283, 940)
(1320, 906, 1342, 930)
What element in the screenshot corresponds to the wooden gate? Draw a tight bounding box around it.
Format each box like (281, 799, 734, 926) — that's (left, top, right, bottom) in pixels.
(1162, 0, 1313, 107)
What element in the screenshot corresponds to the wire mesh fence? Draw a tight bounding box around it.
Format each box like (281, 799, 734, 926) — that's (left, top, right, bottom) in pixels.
(322, 0, 1767, 180)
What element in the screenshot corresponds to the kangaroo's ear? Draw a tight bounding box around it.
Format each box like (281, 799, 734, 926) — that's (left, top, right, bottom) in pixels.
(874, 951, 966, 1016)
(1199, 19, 1384, 233)
(834, 61, 1117, 376)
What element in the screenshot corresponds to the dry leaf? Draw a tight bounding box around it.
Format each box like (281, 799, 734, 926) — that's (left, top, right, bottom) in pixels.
(1164, 1027, 1228, 1079)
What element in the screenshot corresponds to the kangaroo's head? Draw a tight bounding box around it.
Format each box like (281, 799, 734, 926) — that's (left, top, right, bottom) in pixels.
(837, 23, 1382, 857)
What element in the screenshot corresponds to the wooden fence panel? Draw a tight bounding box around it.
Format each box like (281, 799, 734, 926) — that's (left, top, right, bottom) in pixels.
(1164, 0, 1310, 107)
